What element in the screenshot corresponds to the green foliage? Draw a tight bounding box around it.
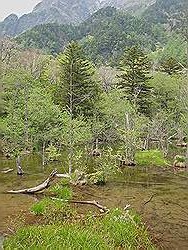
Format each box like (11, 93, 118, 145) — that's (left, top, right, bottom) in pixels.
(16, 6, 171, 63)
(117, 46, 152, 115)
(50, 185, 73, 200)
(4, 224, 109, 250)
(30, 198, 51, 216)
(31, 196, 74, 220)
(4, 209, 155, 250)
(174, 155, 186, 163)
(60, 112, 92, 147)
(56, 41, 100, 118)
(160, 57, 183, 75)
(88, 171, 106, 185)
(135, 150, 167, 167)
(45, 145, 61, 162)
(149, 73, 183, 115)
(16, 23, 70, 55)
(99, 88, 148, 162)
(155, 34, 187, 66)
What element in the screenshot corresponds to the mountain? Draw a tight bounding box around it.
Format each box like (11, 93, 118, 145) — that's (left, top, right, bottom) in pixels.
(143, 0, 187, 29)
(15, 6, 167, 61)
(0, 0, 155, 37)
(14, 0, 187, 63)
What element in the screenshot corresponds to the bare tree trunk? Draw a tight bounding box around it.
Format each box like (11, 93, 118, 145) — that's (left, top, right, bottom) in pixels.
(186, 145, 188, 167)
(42, 141, 46, 167)
(16, 156, 24, 175)
(68, 61, 74, 175)
(24, 84, 29, 152)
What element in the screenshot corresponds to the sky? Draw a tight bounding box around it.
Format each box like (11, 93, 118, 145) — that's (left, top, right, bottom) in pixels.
(0, 0, 42, 21)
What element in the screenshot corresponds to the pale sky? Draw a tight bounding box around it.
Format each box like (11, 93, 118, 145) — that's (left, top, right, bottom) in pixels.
(0, 0, 42, 21)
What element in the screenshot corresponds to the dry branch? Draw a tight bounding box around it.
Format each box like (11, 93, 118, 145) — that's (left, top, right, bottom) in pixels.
(143, 194, 156, 206)
(1, 168, 14, 174)
(51, 197, 109, 213)
(55, 173, 70, 178)
(7, 169, 58, 194)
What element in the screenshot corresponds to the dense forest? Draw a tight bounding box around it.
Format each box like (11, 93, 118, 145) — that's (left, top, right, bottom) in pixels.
(0, 0, 188, 249)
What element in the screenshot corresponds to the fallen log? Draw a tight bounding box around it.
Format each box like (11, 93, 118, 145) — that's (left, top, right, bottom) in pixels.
(51, 197, 109, 213)
(7, 169, 57, 194)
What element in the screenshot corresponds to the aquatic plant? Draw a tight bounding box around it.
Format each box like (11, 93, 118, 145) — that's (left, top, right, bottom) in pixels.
(135, 150, 167, 167)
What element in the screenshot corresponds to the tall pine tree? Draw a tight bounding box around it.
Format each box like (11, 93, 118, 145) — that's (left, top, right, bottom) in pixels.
(117, 46, 152, 115)
(56, 41, 99, 118)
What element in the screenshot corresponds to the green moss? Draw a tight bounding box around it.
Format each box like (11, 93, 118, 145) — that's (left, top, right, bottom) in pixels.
(135, 150, 168, 167)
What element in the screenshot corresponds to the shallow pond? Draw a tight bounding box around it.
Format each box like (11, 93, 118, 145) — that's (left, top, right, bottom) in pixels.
(0, 155, 188, 249)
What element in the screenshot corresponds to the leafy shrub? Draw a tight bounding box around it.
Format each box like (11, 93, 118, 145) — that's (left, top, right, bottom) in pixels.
(46, 145, 61, 162)
(88, 171, 106, 185)
(174, 155, 185, 163)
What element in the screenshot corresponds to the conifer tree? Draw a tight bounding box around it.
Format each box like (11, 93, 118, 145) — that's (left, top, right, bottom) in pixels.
(56, 42, 99, 174)
(160, 57, 183, 75)
(117, 46, 152, 115)
(57, 41, 99, 118)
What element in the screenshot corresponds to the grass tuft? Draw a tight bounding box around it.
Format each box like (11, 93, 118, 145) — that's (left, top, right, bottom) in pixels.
(135, 150, 168, 167)
(4, 208, 155, 250)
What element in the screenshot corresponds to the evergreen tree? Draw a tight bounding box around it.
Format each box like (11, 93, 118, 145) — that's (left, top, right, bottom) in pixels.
(160, 57, 183, 75)
(56, 41, 99, 118)
(117, 46, 152, 115)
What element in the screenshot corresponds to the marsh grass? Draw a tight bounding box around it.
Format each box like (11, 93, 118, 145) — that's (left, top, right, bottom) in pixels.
(135, 150, 168, 167)
(49, 184, 73, 200)
(4, 208, 155, 250)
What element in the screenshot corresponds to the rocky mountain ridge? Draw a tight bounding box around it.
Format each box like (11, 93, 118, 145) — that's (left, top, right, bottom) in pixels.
(0, 0, 155, 37)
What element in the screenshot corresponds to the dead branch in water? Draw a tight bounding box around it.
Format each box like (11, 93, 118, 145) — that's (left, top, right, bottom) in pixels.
(7, 170, 58, 194)
(1, 168, 14, 174)
(143, 194, 156, 206)
(51, 197, 109, 213)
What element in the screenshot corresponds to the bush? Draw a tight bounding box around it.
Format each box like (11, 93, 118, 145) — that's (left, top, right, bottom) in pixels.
(174, 155, 185, 163)
(88, 171, 106, 185)
(135, 150, 167, 167)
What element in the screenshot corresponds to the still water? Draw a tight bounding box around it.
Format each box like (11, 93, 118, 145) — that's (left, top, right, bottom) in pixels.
(0, 155, 188, 249)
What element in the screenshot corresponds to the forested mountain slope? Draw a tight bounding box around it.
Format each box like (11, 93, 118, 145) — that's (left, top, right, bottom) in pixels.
(16, 0, 187, 63)
(16, 7, 160, 59)
(0, 0, 155, 37)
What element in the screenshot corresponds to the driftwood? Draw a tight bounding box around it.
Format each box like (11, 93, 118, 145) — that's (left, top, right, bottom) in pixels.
(7, 169, 58, 194)
(176, 143, 187, 148)
(55, 173, 70, 178)
(1, 168, 14, 174)
(51, 197, 109, 213)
